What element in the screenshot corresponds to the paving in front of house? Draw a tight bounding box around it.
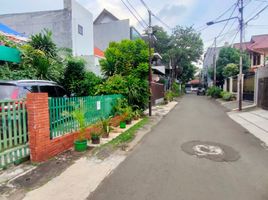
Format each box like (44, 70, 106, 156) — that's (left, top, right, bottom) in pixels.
(228, 108, 268, 146)
(0, 100, 178, 200)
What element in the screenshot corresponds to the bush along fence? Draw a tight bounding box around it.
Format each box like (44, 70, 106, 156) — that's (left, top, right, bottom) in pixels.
(0, 93, 122, 168)
(0, 99, 29, 168)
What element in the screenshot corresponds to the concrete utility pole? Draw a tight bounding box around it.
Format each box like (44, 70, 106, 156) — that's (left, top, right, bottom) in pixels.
(213, 37, 217, 86)
(148, 10, 153, 116)
(238, 0, 244, 111)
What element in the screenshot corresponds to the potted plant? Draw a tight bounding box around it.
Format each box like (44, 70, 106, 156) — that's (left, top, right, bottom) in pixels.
(71, 103, 88, 152)
(91, 132, 101, 144)
(132, 110, 141, 120)
(101, 117, 111, 138)
(124, 106, 133, 125)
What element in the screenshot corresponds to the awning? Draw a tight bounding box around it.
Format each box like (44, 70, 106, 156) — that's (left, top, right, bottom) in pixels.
(0, 46, 21, 63)
(152, 65, 165, 74)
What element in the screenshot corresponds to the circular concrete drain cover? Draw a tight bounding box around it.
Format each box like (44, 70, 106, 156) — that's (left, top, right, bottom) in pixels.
(181, 141, 240, 162)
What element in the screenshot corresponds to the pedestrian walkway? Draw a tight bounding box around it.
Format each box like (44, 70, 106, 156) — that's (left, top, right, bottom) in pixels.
(228, 108, 268, 145)
(216, 99, 255, 111)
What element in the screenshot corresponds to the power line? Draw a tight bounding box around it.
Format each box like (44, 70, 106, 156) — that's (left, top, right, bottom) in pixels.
(245, 4, 268, 24)
(139, 0, 150, 11)
(151, 13, 172, 30)
(120, 0, 147, 29)
(139, 0, 172, 30)
(125, 0, 148, 27)
(196, 1, 238, 32)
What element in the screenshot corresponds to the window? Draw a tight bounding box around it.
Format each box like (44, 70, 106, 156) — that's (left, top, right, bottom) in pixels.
(78, 24, 83, 35)
(253, 53, 261, 66)
(19, 86, 39, 98)
(39, 86, 58, 97)
(56, 86, 68, 97)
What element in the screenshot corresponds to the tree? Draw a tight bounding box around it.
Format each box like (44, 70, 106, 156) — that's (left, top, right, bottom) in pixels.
(97, 39, 149, 109)
(100, 39, 148, 77)
(152, 26, 170, 65)
(168, 26, 203, 83)
(216, 47, 250, 86)
(63, 57, 86, 94)
(223, 63, 239, 78)
(29, 29, 57, 58)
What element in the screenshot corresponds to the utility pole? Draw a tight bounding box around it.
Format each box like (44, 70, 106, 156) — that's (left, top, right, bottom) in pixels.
(148, 10, 153, 116)
(238, 0, 244, 111)
(213, 37, 217, 86)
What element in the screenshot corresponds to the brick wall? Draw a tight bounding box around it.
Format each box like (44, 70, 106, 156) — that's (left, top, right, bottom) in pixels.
(151, 82, 165, 105)
(27, 93, 104, 162)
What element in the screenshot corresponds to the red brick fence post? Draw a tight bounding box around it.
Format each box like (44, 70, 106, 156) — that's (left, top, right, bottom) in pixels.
(27, 93, 51, 162)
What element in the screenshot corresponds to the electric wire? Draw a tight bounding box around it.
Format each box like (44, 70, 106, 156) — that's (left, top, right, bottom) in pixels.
(120, 0, 147, 29)
(125, 0, 148, 27)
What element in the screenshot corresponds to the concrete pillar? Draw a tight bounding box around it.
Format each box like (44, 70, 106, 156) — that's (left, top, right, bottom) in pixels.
(229, 77, 233, 93)
(254, 68, 259, 105)
(223, 79, 227, 91)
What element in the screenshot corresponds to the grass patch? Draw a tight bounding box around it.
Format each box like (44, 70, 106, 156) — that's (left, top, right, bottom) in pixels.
(109, 117, 149, 147)
(93, 117, 149, 154)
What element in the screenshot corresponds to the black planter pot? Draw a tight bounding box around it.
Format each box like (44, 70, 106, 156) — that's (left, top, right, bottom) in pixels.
(92, 137, 100, 144)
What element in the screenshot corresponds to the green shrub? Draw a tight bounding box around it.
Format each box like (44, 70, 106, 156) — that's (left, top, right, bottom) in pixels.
(171, 82, 180, 97)
(207, 86, 222, 98)
(164, 90, 174, 102)
(220, 91, 235, 101)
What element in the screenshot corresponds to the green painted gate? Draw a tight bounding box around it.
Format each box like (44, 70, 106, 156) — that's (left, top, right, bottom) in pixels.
(0, 99, 29, 169)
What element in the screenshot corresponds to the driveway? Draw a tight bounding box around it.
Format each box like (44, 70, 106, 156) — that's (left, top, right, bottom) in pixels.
(89, 94, 268, 200)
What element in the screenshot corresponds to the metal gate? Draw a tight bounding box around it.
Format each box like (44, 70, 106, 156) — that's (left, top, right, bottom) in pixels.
(0, 99, 29, 168)
(258, 77, 268, 110)
(243, 73, 255, 101)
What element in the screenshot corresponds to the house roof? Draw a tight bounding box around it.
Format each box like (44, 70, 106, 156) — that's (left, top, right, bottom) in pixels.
(0, 23, 25, 37)
(189, 79, 200, 85)
(94, 47, 105, 58)
(94, 9, 119, 24)
(233, 34, 268, 54)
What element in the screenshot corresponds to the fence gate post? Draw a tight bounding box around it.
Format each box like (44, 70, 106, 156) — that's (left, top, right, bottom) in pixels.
(27, 93, 50, 162)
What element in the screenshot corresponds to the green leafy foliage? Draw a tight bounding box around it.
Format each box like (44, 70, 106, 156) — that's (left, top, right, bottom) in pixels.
(171, 82, 181, 97)
(62, 57, 102, 96)
(222, 63, 239, 78)
(169, 26, 203, 83)
(97, 39, 149, 109)
(215, 47, 250, 86)
(164, 90, 174, 102)
(71, 101, 87, 142)
(29, 29, 57, 57)
(207, 86, 222, 98)
(220, 91, 235, 101)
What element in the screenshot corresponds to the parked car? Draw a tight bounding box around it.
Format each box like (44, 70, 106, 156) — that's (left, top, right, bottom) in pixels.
(197, 87, 206, 95)
(0, 80, 68, 100)
(0, 80, 69, 139)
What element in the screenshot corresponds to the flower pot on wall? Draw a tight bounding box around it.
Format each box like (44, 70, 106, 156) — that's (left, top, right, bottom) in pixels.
(74, 140, 87, 152)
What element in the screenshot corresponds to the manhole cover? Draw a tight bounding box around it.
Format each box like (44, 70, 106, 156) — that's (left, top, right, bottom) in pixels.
(181, 141, 240, 162)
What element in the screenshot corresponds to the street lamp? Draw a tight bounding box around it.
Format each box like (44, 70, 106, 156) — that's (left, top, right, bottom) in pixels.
(206, 5, 243, 111)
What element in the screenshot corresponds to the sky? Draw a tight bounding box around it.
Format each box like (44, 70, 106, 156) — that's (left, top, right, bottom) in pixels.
(1, 0, 268, 52)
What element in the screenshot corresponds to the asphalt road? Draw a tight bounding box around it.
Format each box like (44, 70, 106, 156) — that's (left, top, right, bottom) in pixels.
(89, 95, 268, 200)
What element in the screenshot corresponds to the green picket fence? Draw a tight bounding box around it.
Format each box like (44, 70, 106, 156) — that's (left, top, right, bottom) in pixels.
(0, 99, 29, 168)
(48, 94, 122, 139)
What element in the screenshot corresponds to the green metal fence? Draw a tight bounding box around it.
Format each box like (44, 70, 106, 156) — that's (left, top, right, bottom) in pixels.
(49, 95, 122, 139)
(0, 99, 29, 168)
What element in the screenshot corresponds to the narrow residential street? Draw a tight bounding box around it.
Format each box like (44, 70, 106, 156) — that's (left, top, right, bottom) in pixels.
(89, 94, 268, 200)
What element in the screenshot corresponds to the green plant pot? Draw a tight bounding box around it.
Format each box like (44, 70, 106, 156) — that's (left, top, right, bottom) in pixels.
(74, 140, 87, 152)
(120, 121, 126, 129)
